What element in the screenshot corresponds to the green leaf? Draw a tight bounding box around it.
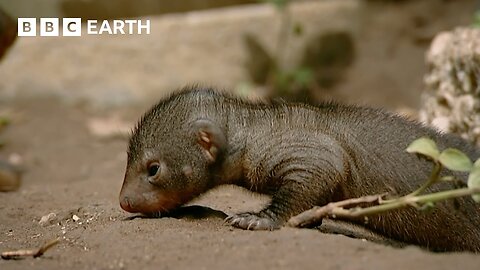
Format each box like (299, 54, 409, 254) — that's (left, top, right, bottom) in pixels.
(292, 67, 313, 86)
(0, 116, 9, 127)
(419, 201, 435, 211)
(293, 22, 303, 36)
(406, 137, 440, 159)
(438, 148, 473, 172)
(468, 159, 480, 202)
(440, 176, 455, 182)
(474, 10, 480, 28)
(263, 0, 289, 9)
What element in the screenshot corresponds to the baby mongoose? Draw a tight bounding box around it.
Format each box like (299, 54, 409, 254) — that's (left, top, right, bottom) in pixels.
(119, 87, 480, 252)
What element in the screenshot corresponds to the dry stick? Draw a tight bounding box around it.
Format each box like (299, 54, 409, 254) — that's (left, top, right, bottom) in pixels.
(288, 187, 480, 228)
(288, 194, 385, 227)
(1, 238, 60, 260)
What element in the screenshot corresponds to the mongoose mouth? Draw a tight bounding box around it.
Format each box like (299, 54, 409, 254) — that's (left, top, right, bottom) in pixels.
(120, 193, 181, 214)
(119, 188, 199, 215)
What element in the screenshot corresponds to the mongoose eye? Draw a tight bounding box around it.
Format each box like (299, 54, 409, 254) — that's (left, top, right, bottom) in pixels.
(147, 163, 160, 177)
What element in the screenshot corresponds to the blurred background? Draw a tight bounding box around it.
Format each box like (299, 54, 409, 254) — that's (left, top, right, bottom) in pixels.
(0, 0, 477, 110)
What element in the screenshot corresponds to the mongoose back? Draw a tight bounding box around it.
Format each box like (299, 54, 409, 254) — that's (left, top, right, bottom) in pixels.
(119, 87, 480, 252)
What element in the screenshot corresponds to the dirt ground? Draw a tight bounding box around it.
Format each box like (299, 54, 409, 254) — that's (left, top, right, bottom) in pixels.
(0, 98, 479, 270)
(1, 1, 480, 268)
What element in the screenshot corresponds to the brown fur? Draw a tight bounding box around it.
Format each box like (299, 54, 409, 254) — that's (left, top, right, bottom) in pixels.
(120, 87, 480, 252)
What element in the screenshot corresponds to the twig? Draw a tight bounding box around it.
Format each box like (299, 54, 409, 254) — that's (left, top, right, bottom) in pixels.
(1, 238, 60, 260)
(288, 194, 384, 227)
(288, 188, 480, 228)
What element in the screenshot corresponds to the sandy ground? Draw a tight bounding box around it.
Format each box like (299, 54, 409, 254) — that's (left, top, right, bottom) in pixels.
(0, 98, 479, 270)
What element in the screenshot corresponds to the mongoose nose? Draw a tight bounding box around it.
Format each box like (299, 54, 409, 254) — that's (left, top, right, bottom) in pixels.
(120, 196, 135, 213)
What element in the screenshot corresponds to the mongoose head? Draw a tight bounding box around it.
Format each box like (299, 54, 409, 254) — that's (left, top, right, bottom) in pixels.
(119, 91, 226, 216)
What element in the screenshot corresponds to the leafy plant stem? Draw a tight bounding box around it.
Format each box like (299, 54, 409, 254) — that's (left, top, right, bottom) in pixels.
(380, 162, 442, 205)
(274, 3, 291, 72)
(410, 162, 442, 196)
(340, 187, 480, 218)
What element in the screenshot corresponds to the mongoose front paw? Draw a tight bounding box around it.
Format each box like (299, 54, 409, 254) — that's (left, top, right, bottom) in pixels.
(225, 212, 281, 230)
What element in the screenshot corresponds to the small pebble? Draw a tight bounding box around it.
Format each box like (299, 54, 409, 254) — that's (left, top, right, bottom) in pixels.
(39, 213, 57, 226)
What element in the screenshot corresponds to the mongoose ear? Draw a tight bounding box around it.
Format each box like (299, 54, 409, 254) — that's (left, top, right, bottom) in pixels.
(193, 119, 226, 163)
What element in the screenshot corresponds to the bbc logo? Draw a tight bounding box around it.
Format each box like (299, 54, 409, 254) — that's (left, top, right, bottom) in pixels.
(18, 18, 151, 36)
(18, 18, 82, 37)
